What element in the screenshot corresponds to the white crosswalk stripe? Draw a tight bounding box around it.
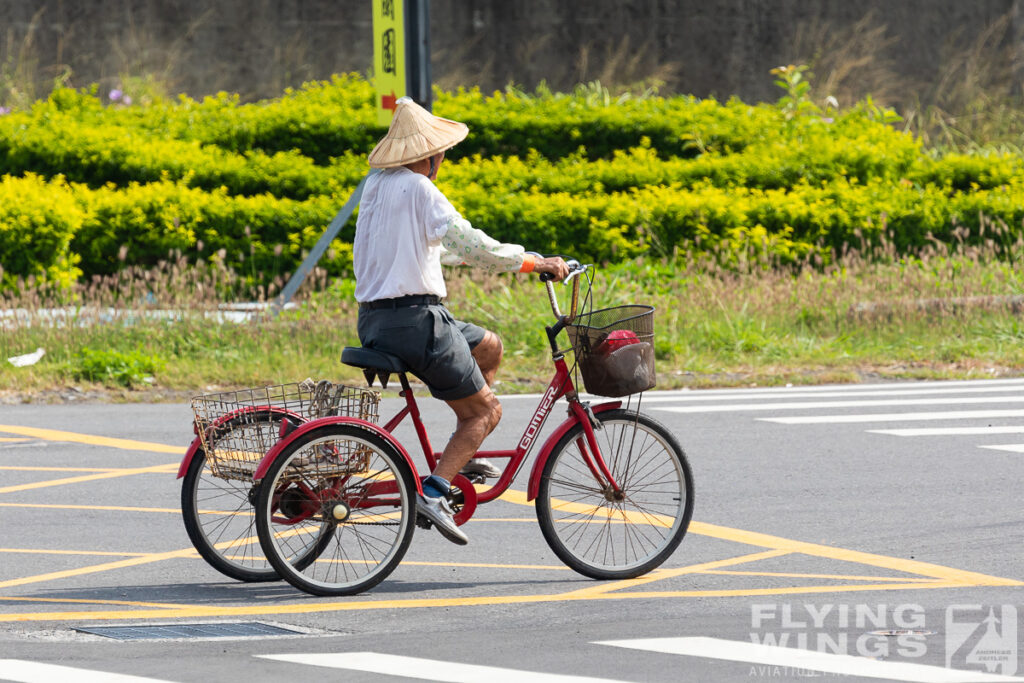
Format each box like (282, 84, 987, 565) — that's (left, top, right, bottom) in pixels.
(760, 410, 1024, 424)
(0, 660, 174, 683)
(635, 380, 1024, 403)
(643, 379, 1024, 454)
(256, 652, 630, 682)
(869, 426, 1024, 436)
(979, 444, 1024, 453)
(10, 633, 1021, 683)
(655, 395, 1024, 414)
(597, 637, 1024, 682)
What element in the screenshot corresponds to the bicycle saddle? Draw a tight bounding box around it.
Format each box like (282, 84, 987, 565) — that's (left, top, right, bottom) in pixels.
(341, 346, 408, 389)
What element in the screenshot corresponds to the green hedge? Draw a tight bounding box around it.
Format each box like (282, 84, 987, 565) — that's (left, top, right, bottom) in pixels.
(0, 110, 366, 200)
(32, 168, 1024, 287)
(0, 174, 82, 288)
(71, 181, 348, 280)
(2, 73, 1024, 290)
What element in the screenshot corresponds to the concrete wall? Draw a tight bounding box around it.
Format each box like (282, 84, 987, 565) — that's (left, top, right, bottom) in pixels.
(0, 0, 1019, 104)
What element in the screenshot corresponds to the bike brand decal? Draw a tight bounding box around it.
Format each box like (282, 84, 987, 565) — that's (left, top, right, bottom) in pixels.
(518, 385, 559, 451)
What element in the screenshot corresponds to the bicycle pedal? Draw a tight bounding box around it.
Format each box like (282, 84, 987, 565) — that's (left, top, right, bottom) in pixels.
(463, 473, 487, 485)
(415, 514, 433, 530)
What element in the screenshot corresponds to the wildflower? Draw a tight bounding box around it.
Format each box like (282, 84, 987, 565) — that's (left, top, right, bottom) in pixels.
(109, 88, 123, 102)
(123, 95, 133, 105)
(0, 106, 10, 116)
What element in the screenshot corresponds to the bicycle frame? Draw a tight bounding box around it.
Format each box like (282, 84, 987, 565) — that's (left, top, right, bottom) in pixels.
(241, 263, 626, 521)
(376, 352, 624, 508)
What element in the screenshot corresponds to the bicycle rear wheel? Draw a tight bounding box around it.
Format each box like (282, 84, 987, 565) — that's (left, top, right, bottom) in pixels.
(181, 410, 293, 582)
(536, 409, 694, 579)
(255, 423, 417, 596)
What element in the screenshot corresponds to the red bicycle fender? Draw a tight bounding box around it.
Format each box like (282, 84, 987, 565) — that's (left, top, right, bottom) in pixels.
(526, 401, 622, 501)
(176, 437, 204, 479)
(251, 417, 422, 493)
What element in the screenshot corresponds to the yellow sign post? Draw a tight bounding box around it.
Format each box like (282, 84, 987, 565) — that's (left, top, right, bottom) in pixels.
(373, 0, 406, 126)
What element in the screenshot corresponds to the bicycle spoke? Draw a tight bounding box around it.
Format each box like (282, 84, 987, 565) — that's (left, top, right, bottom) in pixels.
(257, 426, 414, 595)
(538, 411, 693, 579)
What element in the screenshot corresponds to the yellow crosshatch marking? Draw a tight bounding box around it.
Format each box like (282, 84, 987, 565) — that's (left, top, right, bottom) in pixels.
(0, 425, 185, 454)
(0, 463, 179, 494)
(0, 424, 1020, 623)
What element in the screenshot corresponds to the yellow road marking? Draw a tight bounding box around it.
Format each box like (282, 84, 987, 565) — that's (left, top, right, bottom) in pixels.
(560, 550, 790, 597)
(0, 437, 29, 443)
(687, 520, 1024, 587)
(0, 463, 179, 494)
(398, 560, 569, 570)
(702, 569, 941, 583)
(0, 466, 126, 473)
(498, 488, 1023, 588)
(0, 425, 186, 454)
(0, 548, 200, 590)
(0, 502, 182, 514)
(0, 549, 152, 558)
(0, 502, 542, 522)
(0, 581, 971, 623)
(0, 596, 191, 609)
(0, 415, 1016, 623)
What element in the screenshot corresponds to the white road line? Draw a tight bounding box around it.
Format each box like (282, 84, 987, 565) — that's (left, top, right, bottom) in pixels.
(649, 377, 1024, 396)
(256, 652, 631, 683)
(632, 384, 1024, 403)
(657, 396, 1024, 414)
(869, 426, 1024, 437)
(979, 444, 1024, 453)
(0, 660, 174, 683)
(760, 410, 1024, 425)
(498, 378, 1024, 401)
(596, 637, 1024, 682)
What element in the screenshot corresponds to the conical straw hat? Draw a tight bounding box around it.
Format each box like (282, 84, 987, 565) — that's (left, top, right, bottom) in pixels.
(367, 97, 469, 168)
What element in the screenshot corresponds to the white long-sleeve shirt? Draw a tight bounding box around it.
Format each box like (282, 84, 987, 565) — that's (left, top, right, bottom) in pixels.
(353, 167, 531, 302)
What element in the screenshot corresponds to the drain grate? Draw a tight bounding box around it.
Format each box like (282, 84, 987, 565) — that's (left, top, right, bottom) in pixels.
(73, 621, 306, 641)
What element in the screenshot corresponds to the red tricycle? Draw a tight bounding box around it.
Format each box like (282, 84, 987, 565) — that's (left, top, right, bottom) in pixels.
(178, 262, 694, 595)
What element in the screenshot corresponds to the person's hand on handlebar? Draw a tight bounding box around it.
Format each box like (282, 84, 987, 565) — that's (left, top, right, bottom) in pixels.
(533, 256, 571, 281)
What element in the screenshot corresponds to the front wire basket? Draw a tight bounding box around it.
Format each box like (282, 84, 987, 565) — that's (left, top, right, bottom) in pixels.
(191, 380, 380, 481)
(567, 305, 656, 397)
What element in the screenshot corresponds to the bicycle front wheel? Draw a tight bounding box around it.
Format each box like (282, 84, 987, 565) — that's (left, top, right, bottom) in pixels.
(536, 409, 694, 580)
(255, 424, 417, 596)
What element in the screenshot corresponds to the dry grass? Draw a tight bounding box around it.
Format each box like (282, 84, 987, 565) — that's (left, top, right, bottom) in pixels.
(790, 9, 1024, 151)
(6, 226, 1024, 401)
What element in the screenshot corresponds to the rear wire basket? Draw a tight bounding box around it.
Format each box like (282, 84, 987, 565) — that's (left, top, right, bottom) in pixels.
(191, 380, 380, 481)
(566, 305, 656, 397)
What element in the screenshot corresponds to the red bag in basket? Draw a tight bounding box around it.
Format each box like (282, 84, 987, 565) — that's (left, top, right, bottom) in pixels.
(595, 329, 640, 355)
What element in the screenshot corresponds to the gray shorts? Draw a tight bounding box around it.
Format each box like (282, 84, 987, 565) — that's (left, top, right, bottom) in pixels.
(357, 304, 487, 401)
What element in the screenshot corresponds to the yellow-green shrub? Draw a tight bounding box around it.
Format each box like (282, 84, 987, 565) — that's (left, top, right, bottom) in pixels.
(0, 174, 82, 288)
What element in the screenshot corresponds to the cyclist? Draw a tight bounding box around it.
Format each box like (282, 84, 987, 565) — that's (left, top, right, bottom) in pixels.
(353, 97, 569, 545)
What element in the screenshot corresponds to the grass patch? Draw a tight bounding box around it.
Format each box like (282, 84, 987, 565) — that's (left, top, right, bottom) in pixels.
(3, 239, 1024, 401)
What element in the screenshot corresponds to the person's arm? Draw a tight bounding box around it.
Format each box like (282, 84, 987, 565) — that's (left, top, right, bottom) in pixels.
(439, 215, 536, 274)
(440, 216, 570, 279)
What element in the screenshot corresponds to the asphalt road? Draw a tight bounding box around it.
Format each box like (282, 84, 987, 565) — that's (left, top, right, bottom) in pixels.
(0, 378, 1023, 682)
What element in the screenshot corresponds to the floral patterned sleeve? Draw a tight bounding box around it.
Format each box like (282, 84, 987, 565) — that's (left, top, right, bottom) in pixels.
(439, 216, 527, 274)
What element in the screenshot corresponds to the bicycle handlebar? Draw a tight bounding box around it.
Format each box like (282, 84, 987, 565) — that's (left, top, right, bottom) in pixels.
(541, 259, 587, 321)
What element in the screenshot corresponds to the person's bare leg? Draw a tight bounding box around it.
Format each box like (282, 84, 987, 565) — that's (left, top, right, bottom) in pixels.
(471, 331, 502, 387)
(433, 385, 502, 483)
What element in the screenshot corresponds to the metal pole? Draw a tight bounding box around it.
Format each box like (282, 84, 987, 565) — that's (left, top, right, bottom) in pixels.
(405, 0, 432, 111)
